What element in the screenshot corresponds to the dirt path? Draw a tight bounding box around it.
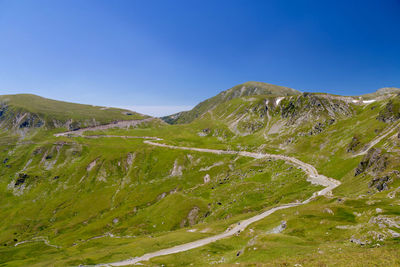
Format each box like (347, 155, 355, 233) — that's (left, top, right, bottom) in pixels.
(55, 127, 340, 266)
(143, 140, 339, 195)
(354, 121, 400, 156)
(54, 118, 154, 137)
(106, 203, 302, 267)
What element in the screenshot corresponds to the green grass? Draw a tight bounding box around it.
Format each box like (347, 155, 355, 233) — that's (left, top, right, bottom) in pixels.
(0, 94, 147, 130)
(0, 129, 321, 266)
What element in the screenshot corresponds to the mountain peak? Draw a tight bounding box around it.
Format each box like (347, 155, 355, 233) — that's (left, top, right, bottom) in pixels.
(223, 81, 300, 98)
(375, 87, 400, 95)
(360, 87, 400, 99)
(162, 81, 300, 124)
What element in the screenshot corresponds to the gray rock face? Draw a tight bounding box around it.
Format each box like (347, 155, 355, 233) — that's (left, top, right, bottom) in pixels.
(369, 215, 400, 229)
(350, 236, 367, 245)
(301, 119, 336, 136)
(18, 114, 44, 128)
(15, 173, 29, 187)
(368, 231, 386, 241)
(347, 136, 361, 153)
(183, 207, 200, 227)
(377, 95, 400, 123)
(282, 93, 352, 119)
(369, 176, 391, 191)
(387, 229, 400, 238)
(354, 148, 387, 176)
(323, 208, 334, 215)
(0, 105, 7, 118)
(267, 221, 287, 234)
(203, 174, 211, 183)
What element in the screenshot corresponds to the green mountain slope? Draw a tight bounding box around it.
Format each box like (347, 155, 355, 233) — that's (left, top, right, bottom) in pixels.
(162, 81, 300, 124)
(361, 87, 400, 99)
(0, 94, 147, 131)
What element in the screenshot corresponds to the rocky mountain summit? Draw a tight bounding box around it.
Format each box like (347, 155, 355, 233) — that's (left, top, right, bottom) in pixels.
(162, 81, 300, 124)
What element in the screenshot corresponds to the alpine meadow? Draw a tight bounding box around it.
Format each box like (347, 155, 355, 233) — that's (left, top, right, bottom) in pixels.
(1, 82, 400, 266)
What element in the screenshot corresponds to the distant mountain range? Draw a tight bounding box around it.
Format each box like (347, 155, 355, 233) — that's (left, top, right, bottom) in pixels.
(162, 81, 400, 124)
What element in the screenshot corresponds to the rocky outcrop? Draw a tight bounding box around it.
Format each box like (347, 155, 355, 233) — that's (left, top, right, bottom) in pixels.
(198, 128, 211, 136)
(0, 105, 45, 130)
(18, 114, 45, 128)
(368, 171, 399, 192)
(369, 215, 400, 229)
(180, 207, 200, 227)
(350, 236, 368, 245)
(369, 176, 390, 191)
(239, 121, 264, 133)
(347, 136, 361, 153)
(170, 160, 183, 176)
(15, 173, 29, 186)
(354, 148, 387, 176)
(267, 220, 287, 234)
(203, 174, 211, 183)
(0, 104, 7, 119)
(280, 93, 353, 129)
(299, 119, 336, 136)
(377, 95, 400, 123)
(86, 159, 97, 171)
(126, 153, 135, 167)
(187, 207, 200, 226)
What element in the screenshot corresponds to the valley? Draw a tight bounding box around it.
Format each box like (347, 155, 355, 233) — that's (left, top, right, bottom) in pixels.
(1, 83, 400, 266)
(54, 127, 340, 266)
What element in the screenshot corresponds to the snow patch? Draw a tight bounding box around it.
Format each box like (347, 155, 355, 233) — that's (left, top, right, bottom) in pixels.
(351, 99, 376, 104)
(275, 97, 284, 106)
(363, 99, 376, 104)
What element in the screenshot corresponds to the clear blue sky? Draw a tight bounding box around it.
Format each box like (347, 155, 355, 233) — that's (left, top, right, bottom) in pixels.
(0, 0, 399, 116)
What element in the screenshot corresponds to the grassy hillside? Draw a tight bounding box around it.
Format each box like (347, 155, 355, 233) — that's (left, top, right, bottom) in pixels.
(0, 130, 318, 265)
(361, 87, 400, 99)
(162, 81, 300, 124)
(0, 94, 147, 130)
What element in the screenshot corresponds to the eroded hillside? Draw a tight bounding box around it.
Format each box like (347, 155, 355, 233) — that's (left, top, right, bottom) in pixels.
(0, 94, 147, 132)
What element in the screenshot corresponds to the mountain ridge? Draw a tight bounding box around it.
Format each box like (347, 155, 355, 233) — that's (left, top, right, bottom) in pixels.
(0, 93, 148, 131)
(162, 82, 400, 124)
(162, 81, 300, 124)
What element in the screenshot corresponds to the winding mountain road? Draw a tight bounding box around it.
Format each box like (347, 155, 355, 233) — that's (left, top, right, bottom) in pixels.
(55, 121, 340, 266)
